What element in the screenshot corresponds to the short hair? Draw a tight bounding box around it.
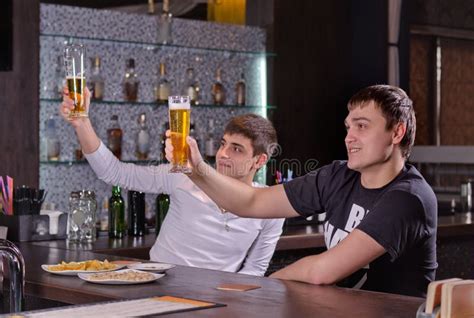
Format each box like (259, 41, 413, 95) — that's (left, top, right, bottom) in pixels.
(224, 113, 277, 157)
(347, 85, 416, 159)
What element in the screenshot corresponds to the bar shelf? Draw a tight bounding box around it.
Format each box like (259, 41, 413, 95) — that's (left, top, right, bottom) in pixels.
(40, 98, 276, 109)
(40, 33, 276, 58)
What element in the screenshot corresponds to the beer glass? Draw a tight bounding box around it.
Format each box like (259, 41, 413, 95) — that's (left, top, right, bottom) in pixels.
(63, 43, 87, 117)
(168, 95, 191, 173)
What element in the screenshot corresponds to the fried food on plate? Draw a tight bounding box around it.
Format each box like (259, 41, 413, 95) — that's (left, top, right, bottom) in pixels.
(48, 259, 117, 271)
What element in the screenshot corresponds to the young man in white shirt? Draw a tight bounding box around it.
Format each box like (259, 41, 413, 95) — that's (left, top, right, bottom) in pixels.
(60, 88, 284, 276)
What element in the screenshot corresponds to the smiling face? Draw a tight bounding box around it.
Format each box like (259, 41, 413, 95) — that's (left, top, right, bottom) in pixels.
(344, 101, 399, 174)
(215, 133, 266, 182)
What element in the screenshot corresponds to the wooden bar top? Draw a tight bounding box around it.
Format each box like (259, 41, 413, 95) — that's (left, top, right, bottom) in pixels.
(19, 242, 424, 317)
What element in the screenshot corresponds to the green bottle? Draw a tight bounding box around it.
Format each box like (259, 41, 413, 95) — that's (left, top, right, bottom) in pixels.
(155, 193, 170, 235)
(109, 186, 126, 238)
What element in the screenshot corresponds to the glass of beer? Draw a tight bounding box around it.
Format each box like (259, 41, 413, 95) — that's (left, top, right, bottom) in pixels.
(64, 43, 87, 118)
(168, 95, 191, 173)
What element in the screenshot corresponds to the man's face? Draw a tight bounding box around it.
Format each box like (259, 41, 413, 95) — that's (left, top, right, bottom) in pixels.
(344, 101, 396, 173)
(216, 133, 261, 179)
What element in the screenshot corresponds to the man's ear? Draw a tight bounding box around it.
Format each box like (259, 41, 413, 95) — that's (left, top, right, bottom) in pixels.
(254, 153, 268, 170)
(392, 122, 406, 145)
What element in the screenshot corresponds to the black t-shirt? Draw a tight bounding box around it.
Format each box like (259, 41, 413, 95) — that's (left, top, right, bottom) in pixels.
(283, 161, 437, 297)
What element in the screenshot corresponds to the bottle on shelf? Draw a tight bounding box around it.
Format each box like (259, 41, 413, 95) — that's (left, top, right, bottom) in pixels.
(205, 119, 216, 162)
(136, 113, 150, 160)
(44, 116, 60, 161)
(184, 67, 200, 105)
(109, 186, 126, 239)
(236, 72, 246, 106)
(88, 56, 105, 101)
(147, 0, 155, 14)
(128, 190, 146, 237)
(123, 58, 139, 102)
(107, 115, 123, 160)
(74, 141, 84, 161)
(211, 68, 225, 105)
(154, 62, 170, 105)
(157, 0, 173, 44)
(155, 193, 170, 235)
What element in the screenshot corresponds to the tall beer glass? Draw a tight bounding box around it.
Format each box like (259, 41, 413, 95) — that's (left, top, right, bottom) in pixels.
(168, 95, 191, 173)
(64, 43, 87, 118)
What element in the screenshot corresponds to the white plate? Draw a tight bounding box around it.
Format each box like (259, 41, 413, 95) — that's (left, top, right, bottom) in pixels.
(41, 263, 126, 276)
(78, 269, 164, 285)
(126, 263, 176, 273)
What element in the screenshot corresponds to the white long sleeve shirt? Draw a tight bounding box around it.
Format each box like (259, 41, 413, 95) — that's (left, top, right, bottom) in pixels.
(85, 142, 284, 276)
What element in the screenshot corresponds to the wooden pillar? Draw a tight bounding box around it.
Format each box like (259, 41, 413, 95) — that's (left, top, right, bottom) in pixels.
(0, 0, 39, 187)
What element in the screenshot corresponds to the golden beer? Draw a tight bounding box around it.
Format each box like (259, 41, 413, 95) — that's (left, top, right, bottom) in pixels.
(168, 96, 191, 173)
(67, 76, 87, 117)
(64, 43, 87, 117)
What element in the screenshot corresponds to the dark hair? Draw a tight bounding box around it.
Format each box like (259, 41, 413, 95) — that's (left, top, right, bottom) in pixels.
(224, 113, 277, 157)
(347, 85, 416, 159)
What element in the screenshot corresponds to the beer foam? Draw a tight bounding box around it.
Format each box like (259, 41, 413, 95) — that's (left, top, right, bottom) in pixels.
(169, 102, 190, 109)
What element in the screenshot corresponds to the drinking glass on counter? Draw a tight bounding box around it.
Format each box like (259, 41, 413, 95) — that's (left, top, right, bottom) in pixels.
(67, 190, 97, 242)
(64, 43, 87, 118)
(168, 95, 191, 173)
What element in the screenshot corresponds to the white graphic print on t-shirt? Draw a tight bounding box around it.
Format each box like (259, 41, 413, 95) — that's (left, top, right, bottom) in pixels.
(324, 203, 369, 249)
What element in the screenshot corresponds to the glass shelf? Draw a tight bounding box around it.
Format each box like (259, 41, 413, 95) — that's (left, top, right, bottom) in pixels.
(40, 98, 276, 109)
(40, 159, 164, 166)
(40, 33, 276, 57)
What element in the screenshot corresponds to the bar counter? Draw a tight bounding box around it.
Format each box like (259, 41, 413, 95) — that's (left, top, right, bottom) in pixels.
(29, 212, 474, 256)
(18, 242, 424, 317)
(11, 212, 473, 316)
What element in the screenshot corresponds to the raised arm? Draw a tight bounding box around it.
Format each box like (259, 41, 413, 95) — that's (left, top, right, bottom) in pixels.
(165, 134, 299, 219)
(59, 86, 100, 154)
(60, 87, 172, 194)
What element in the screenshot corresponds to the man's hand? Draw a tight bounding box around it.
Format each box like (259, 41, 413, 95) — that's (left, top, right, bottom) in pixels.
(59, 86, 91, 128)
(165, 132, 205, 174)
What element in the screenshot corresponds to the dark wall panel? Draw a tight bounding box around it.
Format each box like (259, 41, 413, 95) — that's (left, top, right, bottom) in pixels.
(0, 0, 39, 187)
(272, 0, 390, 175)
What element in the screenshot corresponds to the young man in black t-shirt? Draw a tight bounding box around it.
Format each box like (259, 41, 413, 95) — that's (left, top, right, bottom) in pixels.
(165, 85, 438, 297)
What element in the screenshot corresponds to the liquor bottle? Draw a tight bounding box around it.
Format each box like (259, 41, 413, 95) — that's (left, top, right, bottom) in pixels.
(107, 115, 123, 159)
(211, 68, 225, 105)
(109, 186, 126, 238)
(160, 122, 169, 163)
(236, 72, 246, 106)
(123, 58, 139, 102)
(184, 68, 200, 105)
(74, 141, 84, 161)
(154, 62, 170, 105)
(88, 56, 105, 101)
(147, 0, 154, 14)
(45, 116, 60, 161)
(205, 119, 216, 162)
(136, 113, 150, 160)
(128, 190, 145, 237)
(157, 0, 172, 44)
(155, 193, 170, 235)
